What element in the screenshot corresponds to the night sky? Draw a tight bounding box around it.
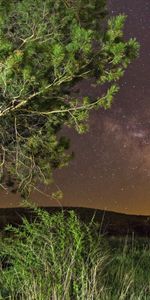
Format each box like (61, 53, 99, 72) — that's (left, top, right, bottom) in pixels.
(0, 0, 150, 215)
(51, 0, 150, 215)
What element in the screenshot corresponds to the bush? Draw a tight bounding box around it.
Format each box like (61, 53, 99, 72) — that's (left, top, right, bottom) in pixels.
(0, 208, 149, 299)
(0, 208, 107, 299)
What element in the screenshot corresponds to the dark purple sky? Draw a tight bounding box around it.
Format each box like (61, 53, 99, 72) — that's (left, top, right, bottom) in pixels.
(0, 0, 150, 215)
(49, 0, 150, 215)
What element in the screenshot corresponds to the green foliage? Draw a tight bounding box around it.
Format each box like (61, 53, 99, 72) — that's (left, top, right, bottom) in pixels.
(0, 208, 149, 299)
(0, 208, 107, 299)
(0, 0, 140, 196)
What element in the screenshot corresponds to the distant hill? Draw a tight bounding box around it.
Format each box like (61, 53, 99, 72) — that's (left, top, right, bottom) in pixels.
(0, 206, 150, 236)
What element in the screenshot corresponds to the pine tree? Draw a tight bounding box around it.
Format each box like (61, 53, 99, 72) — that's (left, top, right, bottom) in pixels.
(0, 0, 139, 197)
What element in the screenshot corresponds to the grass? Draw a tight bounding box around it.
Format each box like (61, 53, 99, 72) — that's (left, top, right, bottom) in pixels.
(0, 206, 149, 299)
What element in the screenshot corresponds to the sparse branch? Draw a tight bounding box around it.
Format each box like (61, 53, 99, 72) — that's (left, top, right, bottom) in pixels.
(0, 0, 139, 196)
(0, 146, 6, 169)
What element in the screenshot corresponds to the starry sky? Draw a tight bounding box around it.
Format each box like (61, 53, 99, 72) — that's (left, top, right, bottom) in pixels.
(49, 0, 150, 215)
(0, 0, 150, 215)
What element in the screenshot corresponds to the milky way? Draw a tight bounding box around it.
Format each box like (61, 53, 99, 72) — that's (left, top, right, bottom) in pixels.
(0, 0, 150, 214)
(49, 0, 150, 215)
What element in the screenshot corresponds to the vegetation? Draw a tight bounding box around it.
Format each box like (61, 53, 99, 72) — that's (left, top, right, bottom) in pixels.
(0, 0, 139, 197)
(0, 208, 149, 299)
(0, 2, 144, 299)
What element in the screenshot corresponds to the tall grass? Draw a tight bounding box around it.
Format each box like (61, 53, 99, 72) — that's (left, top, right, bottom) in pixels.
(0, 207, 149, 299)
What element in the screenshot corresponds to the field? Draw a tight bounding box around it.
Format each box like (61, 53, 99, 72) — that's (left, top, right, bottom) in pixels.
(0, 206, 150, 299)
